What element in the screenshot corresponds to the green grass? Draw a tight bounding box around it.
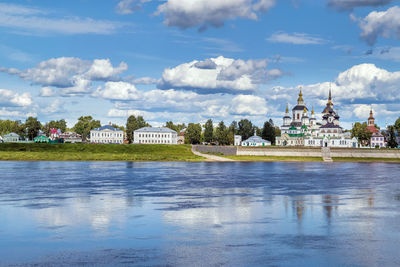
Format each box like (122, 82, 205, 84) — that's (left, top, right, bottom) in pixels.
(224, 155, 323, 162)
(0, 143, 204, 161)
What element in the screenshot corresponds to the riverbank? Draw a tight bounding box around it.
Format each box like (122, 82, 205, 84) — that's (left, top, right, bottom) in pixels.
(0, 143, 204, 161)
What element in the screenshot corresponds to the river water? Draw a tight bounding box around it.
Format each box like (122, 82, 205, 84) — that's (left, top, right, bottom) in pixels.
(0, 161, 399, 266)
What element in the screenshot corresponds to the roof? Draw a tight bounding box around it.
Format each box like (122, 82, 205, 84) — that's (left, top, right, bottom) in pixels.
(242, 135, 271, 144)
(135, 127, 177, 134)
(366, 125, 380, 134)
(92, 125, 123, 132)
(3, 132, 20, 137)
(320, 124, 342, 129)
(292, 105, 307, 111)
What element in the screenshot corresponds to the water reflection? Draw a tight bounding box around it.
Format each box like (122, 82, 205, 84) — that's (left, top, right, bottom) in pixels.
(0, 161, 399, 266)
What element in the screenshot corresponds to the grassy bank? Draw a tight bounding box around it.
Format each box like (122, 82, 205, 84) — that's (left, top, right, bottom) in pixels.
(224, 155, 323, 162)
(0, 143, 204, 161)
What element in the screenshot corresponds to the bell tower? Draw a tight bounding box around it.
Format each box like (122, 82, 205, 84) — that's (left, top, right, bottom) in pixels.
(368, 109, 375, 127)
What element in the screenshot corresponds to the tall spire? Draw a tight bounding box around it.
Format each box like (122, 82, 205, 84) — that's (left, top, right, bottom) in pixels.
(285, 103, 289, 113)
(297, 87, 304, 105)
(327, 83, 333, 107)
(311, 105, 315, 115)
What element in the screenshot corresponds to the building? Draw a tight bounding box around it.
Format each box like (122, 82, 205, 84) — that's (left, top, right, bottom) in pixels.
(60, 132, 82, 143)
(366, 109, 385, 148)
(241, 130, 271, 147)
(34, 135, 50, 143)
(234, 135, 242, 146)
(134, 127, 178, 144)
(90, 124, 124, 144)
(277, 87, 358, 148)
(3, 133, 22, 143)
(178, 129, 186, 145)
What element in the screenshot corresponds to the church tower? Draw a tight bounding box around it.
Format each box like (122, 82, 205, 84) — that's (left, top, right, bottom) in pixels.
(283, 103, 291, 126)
(292, 88, 307, 124)
(368, 109, 375, 127)
(301, 106, 309, 126)
(310, 106, 316, 127)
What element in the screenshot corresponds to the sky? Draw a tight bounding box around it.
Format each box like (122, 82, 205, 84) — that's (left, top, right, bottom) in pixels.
(0, 0, 400, 129)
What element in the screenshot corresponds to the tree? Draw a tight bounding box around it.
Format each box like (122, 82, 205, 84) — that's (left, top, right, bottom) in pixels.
(126, 115, 150, 143)
(25, 117, 42, 140)
(184, 123, 202, 144)
(351, 122, 372, 146)
(229, 121, 238, 135)
(238, 119, 253, 140)
(204, 119, 214, 143)
(165, 121, 186, 133)
(215, 121, 229, 145)
(262, 119, 276, 145)
(42, 119, 67, 136)
(387, 125, 398, 148)
(0, 120, 24, 137)
(395, 117, 400, 134)
(73, 116, 101, 141)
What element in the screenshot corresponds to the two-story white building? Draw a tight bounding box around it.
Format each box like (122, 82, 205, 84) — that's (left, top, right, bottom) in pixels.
(134, 127, 177, 144)
(90, 125, 124, 144)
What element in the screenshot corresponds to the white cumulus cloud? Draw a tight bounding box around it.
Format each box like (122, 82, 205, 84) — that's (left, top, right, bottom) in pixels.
(93, 81, 140, 100)
(0, 89, 32, 107)
(355, 6, 400, 45)
(158, 56, 283, 94)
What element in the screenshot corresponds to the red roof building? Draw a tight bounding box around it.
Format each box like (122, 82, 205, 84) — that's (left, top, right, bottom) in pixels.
(366, 110, 385, 148)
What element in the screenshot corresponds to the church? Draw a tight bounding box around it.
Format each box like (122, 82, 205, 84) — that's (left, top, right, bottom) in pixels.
(276, 88, 358, 148)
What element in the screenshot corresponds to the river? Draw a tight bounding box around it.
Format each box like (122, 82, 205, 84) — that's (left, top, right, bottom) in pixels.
(0, 161, 399, 266)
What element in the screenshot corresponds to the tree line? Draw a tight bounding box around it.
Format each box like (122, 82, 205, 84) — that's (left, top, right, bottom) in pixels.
(184, 119, 281, 145)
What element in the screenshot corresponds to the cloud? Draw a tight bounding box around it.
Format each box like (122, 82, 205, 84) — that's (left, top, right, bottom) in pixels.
(267, 32, 327, 45)
(301, 63, 400, 103)
(1, 57, 129, 95)
(355, 6, 400, 45)
(158, 56, 283, 94)
(230, 95, 268, 115)
(0, 89, 32, 107)
(43, 99, 65, 114)
(0, 108, 36, 118)
(0, 2, 125, 35)
(328, 0, 393, 10)
(39, 87, 55, 97)
(132, 77, 159, 85)
(85, 59, 128, 81)
(93, 81, 140, 100)
(353, 104, 374, 119)
(155, 0, 276, 31)
(366, 46, 400, 62)
(116, 0, 152, 14)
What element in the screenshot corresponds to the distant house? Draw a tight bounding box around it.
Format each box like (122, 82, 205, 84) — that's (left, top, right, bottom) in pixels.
(50, 128, 61, 141)
(241, 131, 271, 147)
(3, 133, 22, 143)
(60, 132, 82, 143)
(90, 124, 124, 144)
(134, 127, 178, 144)
(34, 135, 50, 143)
(178, 129, 186, 145)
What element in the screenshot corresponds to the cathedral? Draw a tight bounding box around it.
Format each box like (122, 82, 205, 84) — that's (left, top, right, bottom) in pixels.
(276, 88, 358, 148)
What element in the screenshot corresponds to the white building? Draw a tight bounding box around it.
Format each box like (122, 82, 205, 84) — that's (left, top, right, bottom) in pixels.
(90, 125, 124, 144)
(134, 127, 178, 144)
(277, 87, 358, 148)
(241, 130, 271, 147)
(234, 135, 242, 146)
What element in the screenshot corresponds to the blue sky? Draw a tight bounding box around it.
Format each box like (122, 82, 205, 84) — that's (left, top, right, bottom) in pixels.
(0, 0, 400, 129)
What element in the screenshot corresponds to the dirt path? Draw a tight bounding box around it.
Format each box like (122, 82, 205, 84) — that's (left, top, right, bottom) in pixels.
(191, 146, 235, 162)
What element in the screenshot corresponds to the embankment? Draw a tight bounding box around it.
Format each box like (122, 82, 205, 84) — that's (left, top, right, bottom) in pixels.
(193, 146, 400, 162)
